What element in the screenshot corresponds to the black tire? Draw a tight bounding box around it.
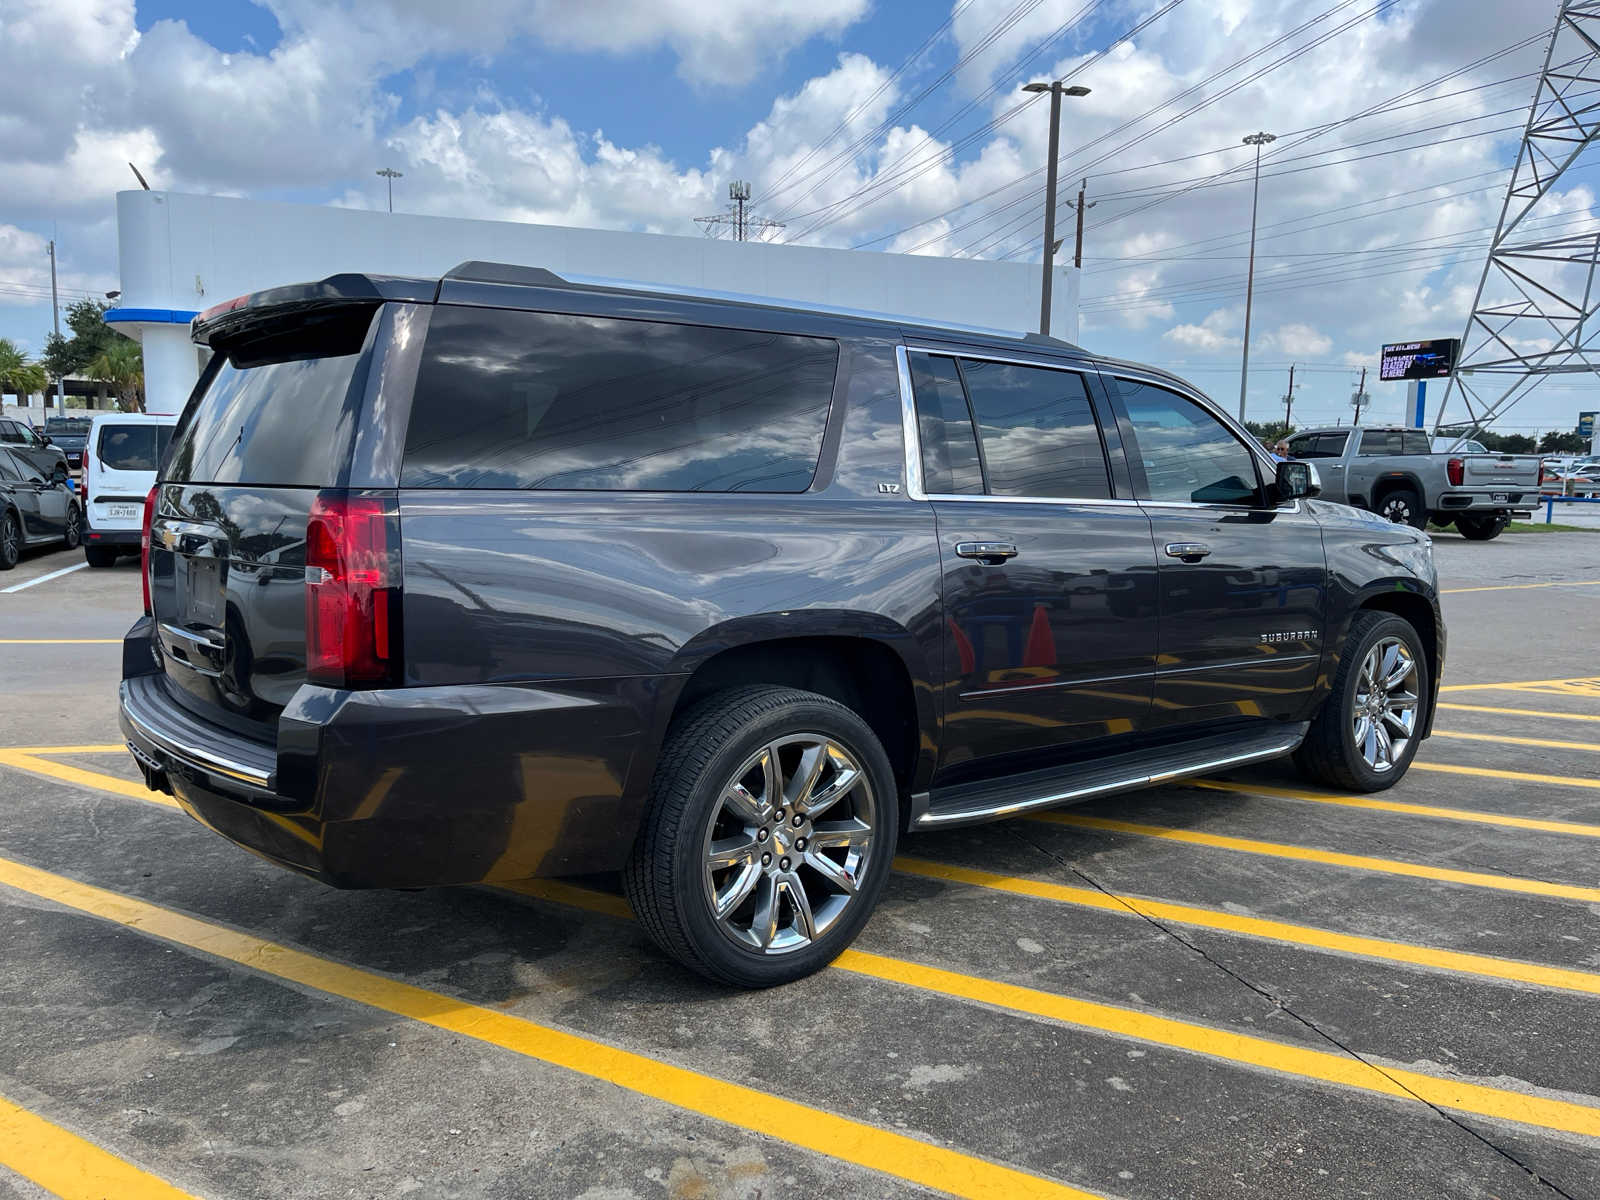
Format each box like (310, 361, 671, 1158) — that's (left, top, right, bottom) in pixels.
(1375, 487, 1427, 529)
(624, 686, 899, 988)
(83, 545, 118, 568)
(0, 511, 19, 570)
(1295, 611, 1430, 793)
(63, 505, 82, 550)
(1456, 513, 1509, 541)
(1427, 515, 1455, 531)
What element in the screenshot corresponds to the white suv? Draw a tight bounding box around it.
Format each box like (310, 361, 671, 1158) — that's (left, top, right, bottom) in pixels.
(82, 413, 176, 567)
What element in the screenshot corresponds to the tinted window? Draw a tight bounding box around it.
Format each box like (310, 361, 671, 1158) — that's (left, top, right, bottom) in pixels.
(96, 424, 174, 472)
(1359, 430, 1402, 456)
(1288, 431, 1348, 459)
(166, 308, 375, 487)
(1400, 430, 1431, 455)
(0, 448, 20, 481)
(1119, 380, 1261, 505)
(45, 419, 90, 436)
(909, 353, 983, 495)
(959, 359, 1110, 499)
(0, 422, 21, 444)
(402, 307, 838, 492)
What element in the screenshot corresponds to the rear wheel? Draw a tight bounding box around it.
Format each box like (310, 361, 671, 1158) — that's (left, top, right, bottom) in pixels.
(63, 505, 82, 550)
(1296, 611, 1429, 792)
(1376, 487, 1426, 529)
(624, 686, 898, 988)
(1456, 513, 1509, 541)
(83, 545, 118, 568)
(0, 512, 19, 570)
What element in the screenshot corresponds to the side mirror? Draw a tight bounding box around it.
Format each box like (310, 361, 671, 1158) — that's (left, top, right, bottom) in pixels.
(38, 434, 51, 446)
(1275, 459, 1319, 502)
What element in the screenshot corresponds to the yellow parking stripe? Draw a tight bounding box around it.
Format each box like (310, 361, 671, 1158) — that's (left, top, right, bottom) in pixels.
(0, 1093, 200, 1200)
(1438, 702, 1600, 724)
(0, 638, 122, 644)
(1431, 729, 1600, 753)
(892, 857, 1600, 997)
(1441, 579, 1600, 594)
(3, 744, 126, 755)
(0, 751, 177, 808)
(1439, 676, 1600, 694)
(1190, 779, 1600, 838)
(1027, 812, 1600, 903)
(1411, 761, 1600, 791)
(0, 856, 1100, 1200)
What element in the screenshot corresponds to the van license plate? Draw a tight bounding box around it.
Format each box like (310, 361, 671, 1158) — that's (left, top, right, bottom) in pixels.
(106, 504, 139, 520)
(1492, 492, 1508, 502)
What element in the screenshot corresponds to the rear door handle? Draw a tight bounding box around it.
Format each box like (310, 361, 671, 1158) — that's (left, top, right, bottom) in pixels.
(1164, 542, 1212, 562)
(955, 541, 1018, 564)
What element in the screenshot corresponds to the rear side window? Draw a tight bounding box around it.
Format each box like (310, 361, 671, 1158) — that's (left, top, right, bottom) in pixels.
(909, 353, 983, 495)
(96, 424, 174, 472)
(166, 306, 375, 486)
(0, 448, 21, 481)
(1400, 430, 1432, 455)
(1359, 430, 1404, 456)
(401, 307, 839, 492)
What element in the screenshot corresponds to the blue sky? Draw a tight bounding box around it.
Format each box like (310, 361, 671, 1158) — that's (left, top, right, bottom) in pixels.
(3, 0, 1597, 432)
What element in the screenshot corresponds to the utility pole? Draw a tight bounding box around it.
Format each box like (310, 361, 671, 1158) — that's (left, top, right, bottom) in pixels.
(1352, 366, 1368, 425)
(1238, 130, 1277, 421)
(1065, 179, 1096, 268)
(1022, 80, 1091, 336)
(1282, 363, 1298, 433)
(376, 167, 403, 213)
(47, 239, 63, 412)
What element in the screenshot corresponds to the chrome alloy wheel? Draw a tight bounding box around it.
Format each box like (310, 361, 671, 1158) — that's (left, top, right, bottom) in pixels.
(1353, 637, 1419, 772)
(700, 734, 877, 954)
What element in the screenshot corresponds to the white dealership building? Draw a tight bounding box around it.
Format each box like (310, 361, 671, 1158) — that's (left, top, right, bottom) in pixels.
(108, 190, 1081, 415)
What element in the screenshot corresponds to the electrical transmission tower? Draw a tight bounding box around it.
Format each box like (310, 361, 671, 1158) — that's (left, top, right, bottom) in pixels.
(1433, 0, 1600, 435)
(695, 181, 786, 242)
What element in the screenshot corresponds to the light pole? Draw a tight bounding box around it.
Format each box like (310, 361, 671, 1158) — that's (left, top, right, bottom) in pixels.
(1238, 131, 1276, 420)
(1022, 80, 1091, 336)
(376, 167, 403, 213)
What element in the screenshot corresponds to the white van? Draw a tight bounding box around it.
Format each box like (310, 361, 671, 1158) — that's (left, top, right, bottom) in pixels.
(82, 412, 177, 567)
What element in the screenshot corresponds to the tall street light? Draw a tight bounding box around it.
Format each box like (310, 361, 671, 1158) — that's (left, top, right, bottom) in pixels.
(1022, 80, 1091, 337)
(376, 167, 404, 213)
(1237, 131, 1276, 421)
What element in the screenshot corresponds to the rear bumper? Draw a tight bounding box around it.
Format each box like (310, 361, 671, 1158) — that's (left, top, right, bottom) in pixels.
(84, 527, 141, 547)
(118, 621, 675, 888)
(1434, 492, 1534, 515)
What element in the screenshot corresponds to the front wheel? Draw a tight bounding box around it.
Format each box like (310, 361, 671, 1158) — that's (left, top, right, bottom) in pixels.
(1296, 612, 1429, 792)
(1456, 513, 1509, 541)
(1377, 487, 1427, 529)
(624, 686, 898, 988)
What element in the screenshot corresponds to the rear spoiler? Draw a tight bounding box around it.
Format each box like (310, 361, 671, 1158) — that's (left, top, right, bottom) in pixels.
(191, 273, 440, 347)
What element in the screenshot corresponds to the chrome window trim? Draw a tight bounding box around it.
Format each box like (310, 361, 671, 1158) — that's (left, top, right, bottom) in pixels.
(903, 344, 1094, 373)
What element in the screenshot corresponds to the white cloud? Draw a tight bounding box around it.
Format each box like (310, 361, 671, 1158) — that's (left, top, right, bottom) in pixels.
(1264, 323, 1332, 356)
(1164, 309, 1239, 352)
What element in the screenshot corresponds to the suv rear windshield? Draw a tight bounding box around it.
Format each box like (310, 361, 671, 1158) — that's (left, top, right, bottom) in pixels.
(166, 306, 375, 486)
(97, 424, 174, 472)
(401, 306, 839, 492)
(45, 419, 91, 435)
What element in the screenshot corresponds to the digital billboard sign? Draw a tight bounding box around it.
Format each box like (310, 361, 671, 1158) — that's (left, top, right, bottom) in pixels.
(1379, 338, 1460, 382)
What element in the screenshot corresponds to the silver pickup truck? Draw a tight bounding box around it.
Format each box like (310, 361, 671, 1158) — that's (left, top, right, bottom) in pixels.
(1285, 426, 1540, 540)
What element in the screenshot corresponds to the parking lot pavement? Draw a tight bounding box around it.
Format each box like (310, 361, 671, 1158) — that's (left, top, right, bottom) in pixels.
(3, 532, 1599, 1200)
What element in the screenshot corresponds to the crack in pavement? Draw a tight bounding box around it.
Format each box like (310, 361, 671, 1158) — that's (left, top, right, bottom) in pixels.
(1005, 825, 1580, 1200)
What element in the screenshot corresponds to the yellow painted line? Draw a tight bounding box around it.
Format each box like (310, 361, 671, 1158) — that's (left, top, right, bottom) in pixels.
(1440, 676, 1600, 694)
(1431, 729, 1600, 753)
(1442, 579, 1600, 594)
(1411, 761, 1600, 792)
(0, 857, 1101, 1200)
(0, 751, 177, 808)
(16, 764, 1600, 1144)
(0, 640, 121, 649)
(1027, 812, 1600, 903)
(1191, 779, 1600, 838)
(0, 1092, 200, 1200)
(1438, 702, 1600, 725)
(892, 857, 1600, 997)
(4, 744, 126, 756)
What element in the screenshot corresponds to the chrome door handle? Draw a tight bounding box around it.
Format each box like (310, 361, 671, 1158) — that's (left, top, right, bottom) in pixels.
(955, 541, 1018, 564)
(1164, 542, 1212, 562)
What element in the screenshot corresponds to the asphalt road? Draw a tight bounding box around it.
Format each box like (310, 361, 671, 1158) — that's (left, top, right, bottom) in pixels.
(2, 529, 1598, 1200)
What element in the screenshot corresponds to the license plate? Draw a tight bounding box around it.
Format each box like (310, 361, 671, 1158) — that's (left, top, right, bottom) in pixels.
(106, 504, 139, 520)
(1492, 492, 1508, 503)
(184, 557, 224, 627)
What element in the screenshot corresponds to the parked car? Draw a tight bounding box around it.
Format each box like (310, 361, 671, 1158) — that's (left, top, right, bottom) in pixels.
(82, 413, 177, 567)
(42, 416, 92, 468)
(0, 445, 81, 569)
(1539, 465, 1599, 497)
(0, 416, 70, 480)
(1285, 425, 1540, 539)
(120, 262, 1445, 988)
(1431, 435, 1489, 454)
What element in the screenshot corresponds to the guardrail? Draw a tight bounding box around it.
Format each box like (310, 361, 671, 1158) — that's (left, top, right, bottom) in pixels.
(1544, 494, 1600, 522)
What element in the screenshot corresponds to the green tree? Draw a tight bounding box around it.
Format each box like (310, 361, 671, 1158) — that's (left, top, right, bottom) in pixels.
(1537, 430, 1587, 454)
(40, 299, 116, 384)
(86, 337, 144, 412)
(0, 338, 48, 404)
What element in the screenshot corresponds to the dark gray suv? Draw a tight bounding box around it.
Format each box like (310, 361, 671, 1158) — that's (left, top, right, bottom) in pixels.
(120, 262, 1443, 987)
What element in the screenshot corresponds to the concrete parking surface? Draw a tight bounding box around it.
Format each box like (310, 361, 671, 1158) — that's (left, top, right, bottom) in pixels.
(2, 531, 1599, 1200)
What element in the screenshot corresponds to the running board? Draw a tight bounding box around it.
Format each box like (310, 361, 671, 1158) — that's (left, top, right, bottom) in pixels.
(909, 723, 1309, 831)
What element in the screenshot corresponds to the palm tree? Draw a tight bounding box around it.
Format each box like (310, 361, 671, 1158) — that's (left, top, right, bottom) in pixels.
(87, 337, 145, 412)
(0, 338, 48, 407)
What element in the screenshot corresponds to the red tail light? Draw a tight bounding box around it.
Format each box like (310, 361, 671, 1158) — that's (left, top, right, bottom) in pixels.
(1446, 456, 1464, 487)
(140, 485, 158, 615)
(304, 492, 402, 688)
